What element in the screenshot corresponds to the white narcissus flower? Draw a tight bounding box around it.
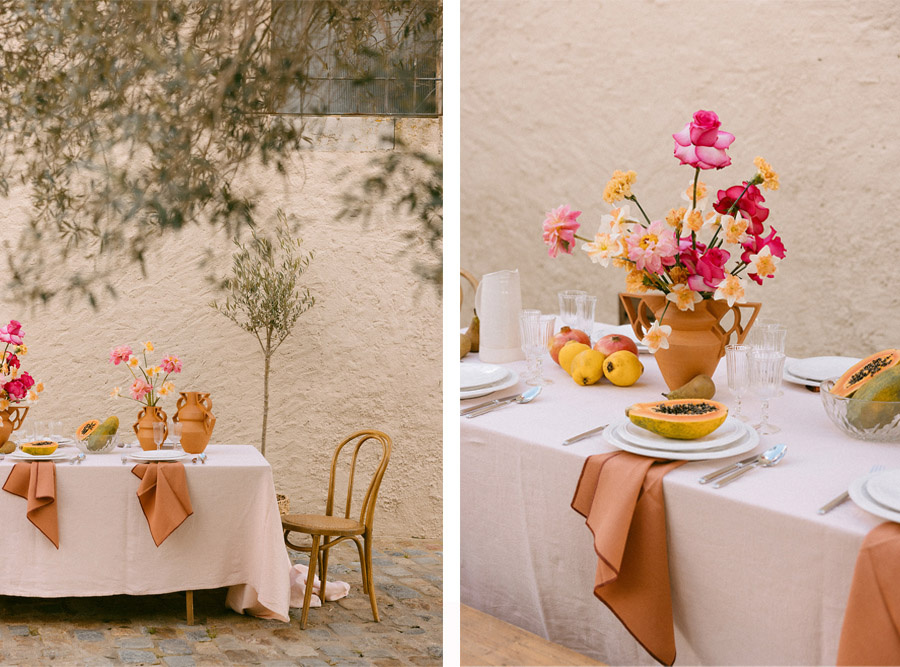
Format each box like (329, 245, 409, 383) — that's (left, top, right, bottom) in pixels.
(110, 387, 121, 399)
(714, 274, 747, 307)
(602, 205, 636, 240)
(680, 178, 709, 210)
(666, 283, 703, 311)
(747, 245, 781, 279)
(642, 321, 673, 354)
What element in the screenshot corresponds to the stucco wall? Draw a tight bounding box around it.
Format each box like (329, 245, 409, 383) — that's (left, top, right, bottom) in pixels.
(462, 0, 900, 356)
(0, 116, 442, 539)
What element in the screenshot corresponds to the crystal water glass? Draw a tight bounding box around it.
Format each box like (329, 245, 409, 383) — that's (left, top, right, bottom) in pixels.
(749, 322, 787, 354)
(725, 344, 751, 422)
(152, 422, 167, 451)
(575, 294, 597, 342)
(558, 290, 587, 329)
(171, 422, 182, 451)
(750, 350, 786, 434)
(520, 312, 555, 386)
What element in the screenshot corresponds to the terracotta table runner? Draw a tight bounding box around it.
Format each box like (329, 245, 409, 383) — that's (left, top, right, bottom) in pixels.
(132, 462, 193, 546)
(837, 521, 900, 665)
(571, 450, 686, 666)
(3, 461, 59, 548)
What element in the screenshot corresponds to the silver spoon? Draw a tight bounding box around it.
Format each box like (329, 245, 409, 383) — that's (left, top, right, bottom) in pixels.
(465, 386, 542, 418)
(713, 443, 787, 488)
(70, 452, 85, 465)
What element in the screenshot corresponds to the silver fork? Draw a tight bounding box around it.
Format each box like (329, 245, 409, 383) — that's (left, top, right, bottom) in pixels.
(818, 464, 884, 514)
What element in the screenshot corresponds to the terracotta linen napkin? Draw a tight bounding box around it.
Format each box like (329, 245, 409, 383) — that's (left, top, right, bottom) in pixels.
(3, 461, 59, 548)
(571, 450, 687, 666)
(131, 462, 193, 546)
(837, 521, 900, 665)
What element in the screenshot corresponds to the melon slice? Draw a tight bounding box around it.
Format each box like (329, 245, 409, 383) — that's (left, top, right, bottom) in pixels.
(830, 350, 900, 397)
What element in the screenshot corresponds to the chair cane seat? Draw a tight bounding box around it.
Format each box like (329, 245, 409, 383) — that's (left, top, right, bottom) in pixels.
(283, 513, 364, 537)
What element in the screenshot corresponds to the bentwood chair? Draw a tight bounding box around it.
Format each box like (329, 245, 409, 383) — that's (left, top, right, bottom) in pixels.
(282, 430, 392, 629)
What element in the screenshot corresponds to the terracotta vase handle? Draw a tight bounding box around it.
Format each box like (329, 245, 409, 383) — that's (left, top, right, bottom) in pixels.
(133, 406, 147, 436)
(199, 393, 212, 412)
(620, 293, 654, 342)
(10, 406, 28, 431)
(722, 302, 763, 345)
(203, 413, 216, 435)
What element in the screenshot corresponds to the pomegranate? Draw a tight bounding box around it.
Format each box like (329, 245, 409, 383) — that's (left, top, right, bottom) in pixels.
(550, 326, 591, 364)
(593, 333, 639, 357)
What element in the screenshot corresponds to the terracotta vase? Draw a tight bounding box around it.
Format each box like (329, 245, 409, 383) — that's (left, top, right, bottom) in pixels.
(133, 405, 168, 451)
(0, 405, 29, 454)
(621, 293, 762, 391)
(174, 392, 216, 454)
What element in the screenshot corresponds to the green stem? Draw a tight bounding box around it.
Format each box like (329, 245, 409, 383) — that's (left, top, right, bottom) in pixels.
(574, 233, 592, 243)
(726, 181, 754, 216)
(691, 167, 700, 210)
(626, 195, 652, 225)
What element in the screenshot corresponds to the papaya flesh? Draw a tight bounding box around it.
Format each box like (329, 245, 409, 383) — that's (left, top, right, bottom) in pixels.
(76, 419, 100, 441)
(20, 440, 59, 455)
(86, 416, 120, 451)
(830, 349, 900, 397)
(845, 366, 900, 430)
(626, 399, 728, 440)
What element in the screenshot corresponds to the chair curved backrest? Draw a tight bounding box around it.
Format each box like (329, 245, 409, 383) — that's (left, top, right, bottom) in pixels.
(460, 269, 478, 310)
(325, 430, 392, 533)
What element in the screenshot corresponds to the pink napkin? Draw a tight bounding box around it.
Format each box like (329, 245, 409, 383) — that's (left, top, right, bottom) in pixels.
(289, 564, 351, 608)
(837, 521, 900, 665)
(131, 462, 193, 546)
(571, 450, 686, 666)
(3, 461, 59, 548)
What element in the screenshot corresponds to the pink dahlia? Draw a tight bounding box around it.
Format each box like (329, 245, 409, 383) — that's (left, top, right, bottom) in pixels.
(626, 220, 678, 274)
(160, 355, 182, 374)
(130, 379, 152, 402)
(542, 205, 582, 258)
(110, 345, 133, 365)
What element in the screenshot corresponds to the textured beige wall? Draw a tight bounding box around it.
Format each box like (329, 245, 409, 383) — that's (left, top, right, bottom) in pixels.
(462, 0, 900, 356)
(0, 116, 442, 539)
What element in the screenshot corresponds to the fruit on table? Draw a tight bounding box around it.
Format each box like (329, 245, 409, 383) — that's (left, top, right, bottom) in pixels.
(20, 440, 58, 455)
(558, 341, 592, 374)
(830, 349, 900, 397)
(86, 416, 119, 451)
(846, 365, 900, 430)
(593, 333, 639, 357)
(663, 374, 716, 400)
(465, 313, 480, 353)
(460, 333, 472, 359)
(627, 399, 728, 439)
(603, 350, 644, 387)
(76, 419, 100, 441)
(570, 349, 607, 386)
(550, 327, 591, 364)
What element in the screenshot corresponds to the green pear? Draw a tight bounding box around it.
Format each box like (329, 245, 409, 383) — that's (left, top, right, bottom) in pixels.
(663, 374, 716, 400)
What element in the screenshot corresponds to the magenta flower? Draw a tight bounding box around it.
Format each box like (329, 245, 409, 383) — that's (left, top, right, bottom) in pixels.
(19, 371, 35, 390)
(679, 242, 730, 291)
(3, 379, 26, 401)
(4, 353, 19, 370)
(160, 355, 182, 374)
(673, 110, 735, 170)
(0, 320, 24, 346)
(626, 220, 678, 274)
(110, 345, 133, 365)
(542, 205, 582, 258)
(714, 183, 769, 234)
(741, 227, 786, 285)
(130, 379, 152, 402)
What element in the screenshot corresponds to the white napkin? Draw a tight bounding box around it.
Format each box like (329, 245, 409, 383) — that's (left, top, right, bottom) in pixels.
(289, 563, 351, 608)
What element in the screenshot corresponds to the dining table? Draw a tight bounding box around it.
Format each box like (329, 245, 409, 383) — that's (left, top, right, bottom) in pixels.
(460, 324, 900, 666)
(0, 443, 291, 622)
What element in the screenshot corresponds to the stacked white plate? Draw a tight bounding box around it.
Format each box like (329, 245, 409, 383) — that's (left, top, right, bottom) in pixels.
(127, 450, 188, 462)
(460, 362, 519, 400)
(784, 356, 860, 389)
(604, 416, 759, 461)
(849, 469, 900, 523)
(7, 449, 74, 461)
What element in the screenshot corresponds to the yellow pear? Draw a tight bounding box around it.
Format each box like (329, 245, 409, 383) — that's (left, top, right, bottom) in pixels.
(460, 333, 472, 359)
(466, 313, 480, 352)
(570, 349, 607, 386)
(558, 341, 592, 374)
(603, 350, 644, 387)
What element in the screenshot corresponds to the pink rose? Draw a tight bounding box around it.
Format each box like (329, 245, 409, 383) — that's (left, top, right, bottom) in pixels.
(673, 110, 735, 170)
(109, 345, 133, 365)
(0, 320, 24, 346)
(160, 355, 182, 374)
(741, 227, 786, 285)
(3, 379, 26, 401)
(130, 379, 152, 402)
(542, 205, 582, 258)
(714, 183, 769, 234)
(679, 242, 730, 291)
(19, 372, 34, 389)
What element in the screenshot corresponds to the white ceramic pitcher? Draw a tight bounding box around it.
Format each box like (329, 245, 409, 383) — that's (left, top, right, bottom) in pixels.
(474, 269, 524, 363)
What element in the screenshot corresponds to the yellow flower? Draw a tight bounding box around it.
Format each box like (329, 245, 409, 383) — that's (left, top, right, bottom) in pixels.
(714, 274, 747, 307)
(680, 179, 708, 207)
(146, 366, 161, 377)
(128, 357, 139, 368)
(683, 209, 705, 233)
(603, 170, 637, 204)
(665, 283, 703, 312)
(0, 364, 7, 376)
(110, 386, 121, 399)
(10, 367, 18, 379)
(15, 345, 27, 356)
(143, 341, 155, 353)
(158, 381, 175, 396)
(668, 266, 689, 284)
(721, 214, 750, 245)
(35, 382, 44, 393)
(666, 207, 687, 228)
(754, 156, 779, 191)
(27, 390, 38, 402)
(0, 399, 8, 411)
(625, 268, 650, 293)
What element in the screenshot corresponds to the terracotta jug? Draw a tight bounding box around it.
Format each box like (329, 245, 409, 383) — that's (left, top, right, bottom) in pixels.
(621, 293, 761, 390)
(174, 392, 216, 454)
(0, 405, 29, 454)
(133, 405, 168, 451)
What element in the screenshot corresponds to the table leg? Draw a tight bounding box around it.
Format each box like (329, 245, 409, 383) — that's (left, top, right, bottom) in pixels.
(186, 590, 194, 625)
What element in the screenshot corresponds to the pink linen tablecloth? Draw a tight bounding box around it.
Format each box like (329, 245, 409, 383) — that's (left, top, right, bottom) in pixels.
(0, 444, 290, 622)
(461, 331, 900, 665)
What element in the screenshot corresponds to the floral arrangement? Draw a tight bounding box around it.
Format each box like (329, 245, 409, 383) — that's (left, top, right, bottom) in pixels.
(109, 341, 182, 406)
(542, 110, 783, 352)
(0, 320, 43, 409)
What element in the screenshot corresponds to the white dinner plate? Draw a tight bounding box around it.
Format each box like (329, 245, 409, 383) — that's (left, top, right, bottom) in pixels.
(783, 367, 823, 389)
(863, 469, 900, 512)
(127, 450, 188, 461)
(849, 472, 900, 524)
(7, 450, 74, 461)
(460, 369, 520, 400)
(460, 363, 510, 391)
(621, 417, 744, 451)
(787, 356, 860, 383)
(604, 419, 759, 461)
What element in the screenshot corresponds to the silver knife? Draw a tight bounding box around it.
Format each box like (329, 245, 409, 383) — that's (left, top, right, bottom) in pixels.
(562, 425, 608, 446)
(460, 393, 520, 416)
(698, 454, 760, 484)
(464, 396, 519, 418)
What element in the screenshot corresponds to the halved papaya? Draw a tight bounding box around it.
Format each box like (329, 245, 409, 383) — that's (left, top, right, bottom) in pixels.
(76, 419, 100, 441)
(20, 440, 59, 456)
(830, 350, 900, 397)
(626, 399, 728, 440)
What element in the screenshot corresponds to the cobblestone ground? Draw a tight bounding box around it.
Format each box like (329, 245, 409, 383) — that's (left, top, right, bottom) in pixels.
(0, 538, 442, 666)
